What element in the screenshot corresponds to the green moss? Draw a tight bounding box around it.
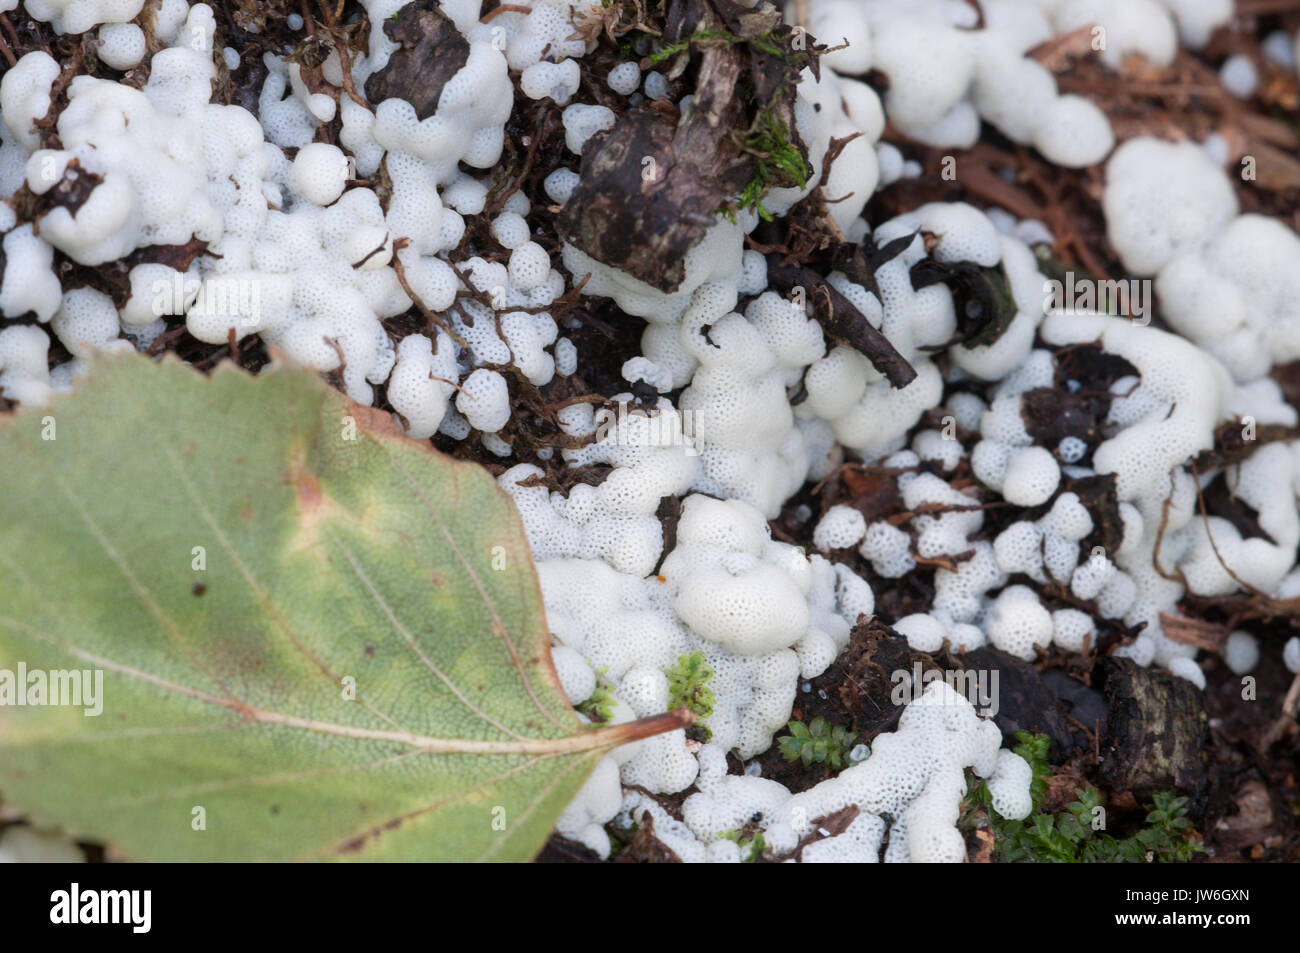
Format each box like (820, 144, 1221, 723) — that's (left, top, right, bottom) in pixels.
(723, 91, 810, 222)
(647, 27, 784, 66)
(642, 19, 810, 222)
(720, 828, 766, 862)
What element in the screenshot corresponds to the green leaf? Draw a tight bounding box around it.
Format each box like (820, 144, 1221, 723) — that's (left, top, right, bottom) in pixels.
(0, 353, 686, 861)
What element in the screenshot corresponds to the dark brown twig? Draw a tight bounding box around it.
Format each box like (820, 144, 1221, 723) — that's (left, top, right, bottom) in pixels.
(0, 21, 15, 68)
(764, 256, 917, 389)
(389, 237, 470, 349)
(486, 105, 556, 216)
(317, 0, 371, 112)
(1189, 462, 1268, 598)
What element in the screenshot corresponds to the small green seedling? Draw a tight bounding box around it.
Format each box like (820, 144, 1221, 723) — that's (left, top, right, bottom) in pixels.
(721, 828, 766, 862)
(668, 651, 715, 739)
(778, 716, 858, 770)
(968, 731, 1203, 863)
(577, 666, 617, 724)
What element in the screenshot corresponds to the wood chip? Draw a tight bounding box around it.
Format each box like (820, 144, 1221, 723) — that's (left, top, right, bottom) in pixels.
(1159, 612, 1230, 652)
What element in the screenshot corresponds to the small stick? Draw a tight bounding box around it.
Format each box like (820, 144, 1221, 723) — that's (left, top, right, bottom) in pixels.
(765, 256, 917, 389)
(1261, 671, 1300, 750)
(1190, 462, 1267, 598)
(0, 13, 19, 52)
(389, 238, 470, 349)
(486, 105, 555, 215)
(0, 24, 15, 69)
(481, 4, 533, 23)
(317, 0, 372, 112)
(1151, 469, 1186, 584)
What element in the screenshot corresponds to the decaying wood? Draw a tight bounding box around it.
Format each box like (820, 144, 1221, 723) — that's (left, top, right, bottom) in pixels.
(963, 647, 1078, 756)
(1096, 657, 1208, 799)
(557, 0, 814, 293)
(558, 103, 748, 293)
(363, 0, 469, 119)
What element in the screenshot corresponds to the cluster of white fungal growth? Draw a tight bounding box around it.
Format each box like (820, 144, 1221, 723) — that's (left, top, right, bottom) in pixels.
(2, 0, 1295, 863)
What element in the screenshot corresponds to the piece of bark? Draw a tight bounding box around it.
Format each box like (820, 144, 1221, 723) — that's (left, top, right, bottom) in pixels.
(558, 0, 752, 292)
(1021, 385, 1111, 456)
(653, 493, 681, 575)
(1243, 138, 1300, 193)
(558, 0, 814, 293)
(557, 105, 749, 293)
(836, 465, 902, 525)
(1095, 656, 1208, 798)
(363, 0, 469, 119)
(128, 236, 212, 273)
(1159, 612, 1230, 653)
(533, 833, 602, 862)
(1069, 474, 1126, 560)
(1020, 343, 1140, 461)
(788, 805, 860, 861)
(962, 647, 1079, 757)
(967, 825, 996, 863)
(1040, 669, 1107, 735)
